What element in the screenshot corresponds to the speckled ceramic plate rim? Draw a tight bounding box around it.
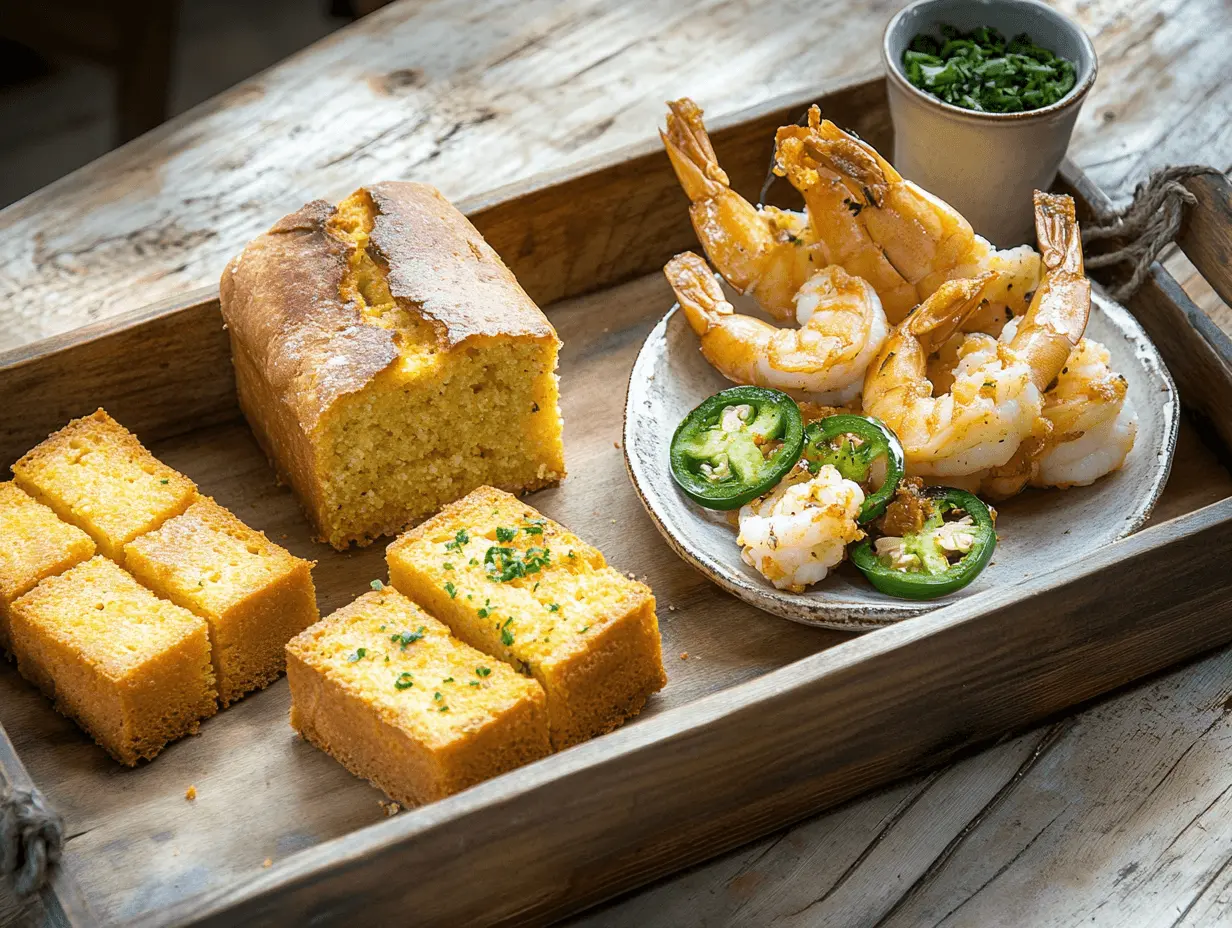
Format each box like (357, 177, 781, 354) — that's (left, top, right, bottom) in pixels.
(623, 289, 1179, 632)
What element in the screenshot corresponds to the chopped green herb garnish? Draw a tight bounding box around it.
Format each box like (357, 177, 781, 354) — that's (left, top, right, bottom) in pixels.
(580, 625, 590, 633)
(160, 478, 169, 485)
(434, 691, 443, 700)
(478, 607, 491, 619)
(390, 626, 426, 649)
(438, 706, 449, 712)
(496, 526, 517, 543)
(523, 520, 545, 536)
(444, 581, 457, 599)
(469, 557, 479, 567)
(443, 677, 454, 683)
(902, 25, 1077, 113)
(547, 603, 560, 612)
(370, 579, 385, 591)
(394, 672, 414, 690)
(445, 529, 470, 552)
(468, 681, 480, 687)
(443, 562, 454, 570)
(347, 648, 367, 662)
(476, 666, 491, 677)
(501, 624, 515, 647)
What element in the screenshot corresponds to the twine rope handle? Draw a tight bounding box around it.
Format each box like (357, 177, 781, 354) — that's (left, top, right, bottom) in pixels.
(1, 782, 63, 899)
(1081, 164, 1224, 302)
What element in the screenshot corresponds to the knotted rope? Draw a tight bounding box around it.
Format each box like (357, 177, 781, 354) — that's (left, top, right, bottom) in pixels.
(1, 783, 63, 898)
(1080, 164, 1222, 302)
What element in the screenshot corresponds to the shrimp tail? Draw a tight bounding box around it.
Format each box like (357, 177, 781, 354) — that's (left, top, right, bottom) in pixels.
(904, 273, 995, 353)
(1010, 192, 1091, 390)
(661, 98, 729, 202)
(1034, 191, 1084, 276)
(665, 251, 732, 337)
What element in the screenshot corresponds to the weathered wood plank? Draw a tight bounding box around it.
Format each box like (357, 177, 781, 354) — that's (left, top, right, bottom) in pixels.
(1, 0, 1229, 353)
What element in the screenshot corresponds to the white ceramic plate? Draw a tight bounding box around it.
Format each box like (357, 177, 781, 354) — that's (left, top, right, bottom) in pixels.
(623, 289, 1179, 631)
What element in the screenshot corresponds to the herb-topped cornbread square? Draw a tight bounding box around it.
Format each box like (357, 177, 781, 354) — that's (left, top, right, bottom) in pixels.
(386, 486, 666, 749)
(286, 588, 551, 806)
(12, 409, 198, 565)
(10, 556, 217, 765)
(124, 497, 319, 706)
(0, 482, 95, 655)
(219, 183, 566, 550)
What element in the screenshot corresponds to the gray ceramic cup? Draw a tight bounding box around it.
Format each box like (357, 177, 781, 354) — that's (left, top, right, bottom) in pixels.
(882, 0, 1097, 246)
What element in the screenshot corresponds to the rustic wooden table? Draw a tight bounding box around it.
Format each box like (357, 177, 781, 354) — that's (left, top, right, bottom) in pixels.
(2, 1, 1230, 925)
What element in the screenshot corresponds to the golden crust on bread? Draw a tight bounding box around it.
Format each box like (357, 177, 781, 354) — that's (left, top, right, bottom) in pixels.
(220, 183, 566, 550)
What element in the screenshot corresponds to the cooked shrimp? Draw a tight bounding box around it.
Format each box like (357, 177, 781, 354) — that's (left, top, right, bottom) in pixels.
(666, 251, 889, 403)
(774, 107, 1041, 324)
(862, 273, 1049, 477)
(864, 192, 1090, 486)
(1033, 337, 1138, 488)
(737, 463, 865, 592)
(662, 99, 824, 323)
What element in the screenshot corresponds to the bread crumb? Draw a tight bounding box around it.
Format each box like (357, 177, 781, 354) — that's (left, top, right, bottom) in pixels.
(667, 604, 677, 612)
(679, 652, 688, 660)
(185, 786, 197, 801)
(613, 441, 621, 449)
(262, 858, 273, 868)
(380, 800, 401, 816)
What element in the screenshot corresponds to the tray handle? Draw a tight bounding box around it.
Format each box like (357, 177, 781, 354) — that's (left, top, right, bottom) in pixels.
(0, 719, 95, 928)
(1061, 160, 1232, 455)
(1178, 171, 1232, 314)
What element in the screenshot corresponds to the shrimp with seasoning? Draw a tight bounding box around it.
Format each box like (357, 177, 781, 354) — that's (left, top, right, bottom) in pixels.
(661, 98, 824, 323)
(863, 191, 1091, 486)
(774, 106, 1040, 325)
(737, 462, 865, 592)
(665, 251, 889, 404)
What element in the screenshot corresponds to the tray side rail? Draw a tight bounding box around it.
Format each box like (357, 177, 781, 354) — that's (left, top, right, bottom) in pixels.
(123, 496, 1232, 928)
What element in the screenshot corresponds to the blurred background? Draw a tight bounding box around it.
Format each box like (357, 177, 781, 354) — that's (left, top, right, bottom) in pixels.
(0, 0, 391, 208)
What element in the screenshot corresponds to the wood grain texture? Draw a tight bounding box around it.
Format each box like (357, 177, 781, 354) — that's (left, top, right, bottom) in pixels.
(0, 0, 1229, 925)
(1178, 172, 1232, 312)
(0, 0, 1230, 354)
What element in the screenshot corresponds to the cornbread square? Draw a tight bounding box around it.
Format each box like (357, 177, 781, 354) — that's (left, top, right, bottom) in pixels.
(12, 409, 198, 565)
(124, 497, 319, 706)
(220, 183, 566, 550)
(0, 482, 95, 654)
(10, 556, 217, 765)
(286, 588, 551, 806)
(387, 486, 666, 749)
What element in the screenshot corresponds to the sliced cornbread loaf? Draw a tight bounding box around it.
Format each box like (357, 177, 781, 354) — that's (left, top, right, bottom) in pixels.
(219, 182, 566, 550)
(0, 482, 95, 655)
(387, 486, 666, 749)
(286, 588, 550, 805)
(124, 497, 319, 706)
(10, 556, 217, 765)
(12, 409, 197, 565)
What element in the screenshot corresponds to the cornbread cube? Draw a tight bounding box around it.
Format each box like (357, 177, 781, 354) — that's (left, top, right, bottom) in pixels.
(387, 486, 666, 749)
(286, 589, 551, 806)
(12, 409, 198, 565)
(124, 497, 319, 706)
(220, 183, 566, 550)
(0, 482, 95, 654)
(10, 556, 217, 765)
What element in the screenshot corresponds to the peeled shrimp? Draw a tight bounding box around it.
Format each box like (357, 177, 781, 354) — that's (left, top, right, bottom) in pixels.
(666, 251, 889, 403)
(661, 98, 825, 323)
(863, 192, 1091, 484)
(774, 106, 1041, 324)
(1033, 336, 1138, 488)
(737, 463, 865, 592)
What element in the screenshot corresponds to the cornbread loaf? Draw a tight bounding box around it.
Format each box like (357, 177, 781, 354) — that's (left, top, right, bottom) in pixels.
(125, 497, 319, 706)
(286, 588, 551, 806)
(0, 482, 95, 654)
(219, 182, 567, 551)
(12, 409, 197, 565)
(10, 556, 217, 765)
(387, 486, 666, 749)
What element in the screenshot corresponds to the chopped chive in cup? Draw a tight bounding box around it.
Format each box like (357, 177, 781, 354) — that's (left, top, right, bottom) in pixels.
(902, 24, 1076, 113)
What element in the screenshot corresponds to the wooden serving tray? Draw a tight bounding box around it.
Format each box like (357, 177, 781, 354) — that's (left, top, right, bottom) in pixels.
(3, 74, 1232, 928)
